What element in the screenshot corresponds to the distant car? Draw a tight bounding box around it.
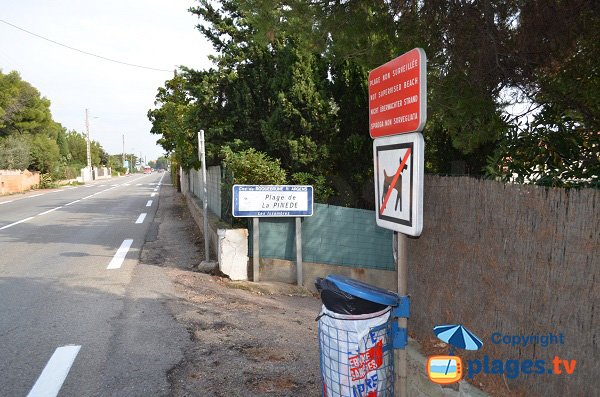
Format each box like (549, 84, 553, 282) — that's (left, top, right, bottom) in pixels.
(157, 169, 164, 173)
(143, 166, 152, 174)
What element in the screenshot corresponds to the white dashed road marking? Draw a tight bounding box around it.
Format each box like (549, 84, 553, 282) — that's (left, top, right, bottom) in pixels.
(107, 239, 134, 270)
(135, 213, 147, 224)
(38, 207, 62, 216)
(27, 345, 81, 397)
(0, 217, 34, 230)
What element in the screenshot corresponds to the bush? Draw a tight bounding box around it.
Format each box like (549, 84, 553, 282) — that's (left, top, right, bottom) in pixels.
(37, 173, 59, 189)
(291, 172, 334, 203)
(0, 136, 31, 169)
(219, 147, 287, 227)
(220, 147, 287, 185)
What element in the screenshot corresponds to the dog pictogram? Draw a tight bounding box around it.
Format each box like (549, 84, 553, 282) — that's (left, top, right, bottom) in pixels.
(381, 158, 408, 212)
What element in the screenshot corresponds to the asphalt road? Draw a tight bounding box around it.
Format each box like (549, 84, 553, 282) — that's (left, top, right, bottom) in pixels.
(0, 173, 189, 397)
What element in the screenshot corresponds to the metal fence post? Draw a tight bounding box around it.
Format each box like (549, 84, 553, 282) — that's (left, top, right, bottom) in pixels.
(295, 217, 303, 286)
(253, 217, 260, 282)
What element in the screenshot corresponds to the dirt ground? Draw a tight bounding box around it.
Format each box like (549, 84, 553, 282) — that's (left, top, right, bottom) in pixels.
(140, 178, 516, 397)
(140, 180, 323, 397)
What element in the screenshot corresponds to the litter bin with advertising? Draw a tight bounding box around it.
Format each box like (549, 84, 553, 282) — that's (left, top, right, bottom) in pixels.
(315, 275, 409, 397)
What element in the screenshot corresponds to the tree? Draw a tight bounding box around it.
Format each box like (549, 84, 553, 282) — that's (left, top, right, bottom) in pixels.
(155, 156, 169, 170)
(0, 135, 30, 169)
(487, 1, 600, 187)
(235, 0, 599, 184)
(148, 72, 198, 170)
(0, 70, 117, 178)
(186, 1, 341, 202)
(150, 0, 599, 210)
(65, 130, 88, 167)
(29, 134, 60, 174)
(0, 71, 52, 137)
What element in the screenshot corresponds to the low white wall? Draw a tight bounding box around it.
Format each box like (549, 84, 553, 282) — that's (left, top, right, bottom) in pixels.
(184, 188, 249, 280)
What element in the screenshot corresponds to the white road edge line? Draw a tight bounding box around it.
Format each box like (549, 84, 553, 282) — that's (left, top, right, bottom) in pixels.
(135, 213, 147, 224)
(107, 239, 134, 270)
(29, 193, 45, 198)
(64, 200, 80, 206)
(27, 345, 81, 397)
(146, 200, 153, 207)
(38, 207, 62, 216)
(0, 200, 14, 205)
(0, 217, 34, 230)
(150, 193, 157, 197)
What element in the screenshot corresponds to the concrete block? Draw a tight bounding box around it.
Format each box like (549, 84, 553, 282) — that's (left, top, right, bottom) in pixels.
(218, 228, 249, 281)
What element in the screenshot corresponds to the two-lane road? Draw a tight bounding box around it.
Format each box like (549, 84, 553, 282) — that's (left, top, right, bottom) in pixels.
(0, 173, 189, 396)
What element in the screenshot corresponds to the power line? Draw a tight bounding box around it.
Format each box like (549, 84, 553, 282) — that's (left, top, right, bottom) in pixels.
(0, 18, 173, 73)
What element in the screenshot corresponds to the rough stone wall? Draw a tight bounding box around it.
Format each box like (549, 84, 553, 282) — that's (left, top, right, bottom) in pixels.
(0, 170, 40, 194)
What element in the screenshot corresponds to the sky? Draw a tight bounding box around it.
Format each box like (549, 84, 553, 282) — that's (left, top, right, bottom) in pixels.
(0, 0, 214, 163)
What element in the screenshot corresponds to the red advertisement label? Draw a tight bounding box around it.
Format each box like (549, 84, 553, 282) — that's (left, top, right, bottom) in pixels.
(368, 48, 427, 138)
(349, 340, 384, 381)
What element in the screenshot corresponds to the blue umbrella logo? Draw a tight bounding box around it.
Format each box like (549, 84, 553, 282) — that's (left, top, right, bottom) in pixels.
(433, 324, 483, 376)
(433, 324, 483, 354)
(433, 324, 483, 355)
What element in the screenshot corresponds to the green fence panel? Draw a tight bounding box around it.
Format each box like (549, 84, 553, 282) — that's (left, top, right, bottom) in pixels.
(248, 203, 394, 270)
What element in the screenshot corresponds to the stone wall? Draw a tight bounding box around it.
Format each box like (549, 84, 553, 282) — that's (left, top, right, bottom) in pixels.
(0, 170, 40, 194)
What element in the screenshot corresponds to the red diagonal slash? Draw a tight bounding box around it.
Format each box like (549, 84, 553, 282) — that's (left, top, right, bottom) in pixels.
(380, 148, 411, 215)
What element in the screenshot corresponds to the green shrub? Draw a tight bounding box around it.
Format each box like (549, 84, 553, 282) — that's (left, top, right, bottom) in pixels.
(37, 173, 59, 189)
(291, 172, 334, 203)
(220, 147, 287, 185)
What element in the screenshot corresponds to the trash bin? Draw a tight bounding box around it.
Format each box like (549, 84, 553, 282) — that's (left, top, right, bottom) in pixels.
(316, 275, 404, 397)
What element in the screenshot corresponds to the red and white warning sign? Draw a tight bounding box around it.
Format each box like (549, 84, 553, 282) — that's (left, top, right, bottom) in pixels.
(373, 133, 424, 236)
(368, 48, 427, 138)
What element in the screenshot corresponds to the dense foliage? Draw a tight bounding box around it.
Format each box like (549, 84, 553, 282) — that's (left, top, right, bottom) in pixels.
(148, 0, 599, 205)
(0, 70, 134, 181)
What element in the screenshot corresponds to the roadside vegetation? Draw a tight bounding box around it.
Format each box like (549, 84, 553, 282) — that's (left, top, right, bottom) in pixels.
(148, 0, 599, 207)
(0, 70, 137, 182)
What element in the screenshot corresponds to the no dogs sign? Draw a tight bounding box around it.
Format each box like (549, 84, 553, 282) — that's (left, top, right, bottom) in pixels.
(373, 133, 424, 236)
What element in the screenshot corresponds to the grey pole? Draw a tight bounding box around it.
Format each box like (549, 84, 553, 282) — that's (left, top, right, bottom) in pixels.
(395, 232, 408, 397)
(198, 130, 210, 261)
(253, 217, 260, 282)
(85, 109, 91, 177)
(295, 217, 303, 286)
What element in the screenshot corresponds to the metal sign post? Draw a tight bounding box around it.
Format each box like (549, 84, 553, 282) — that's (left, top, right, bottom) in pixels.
(395, 232, 408, 397)
(369, 48, 427, 397)
(198, 130, 210, 261)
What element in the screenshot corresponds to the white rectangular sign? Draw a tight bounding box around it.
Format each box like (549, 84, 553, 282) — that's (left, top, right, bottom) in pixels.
(373, 133, 424, 236)
(232, 185, 313, 217)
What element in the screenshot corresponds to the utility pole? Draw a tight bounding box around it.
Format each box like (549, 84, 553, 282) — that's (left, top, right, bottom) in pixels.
(85, 109, 91, 170)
